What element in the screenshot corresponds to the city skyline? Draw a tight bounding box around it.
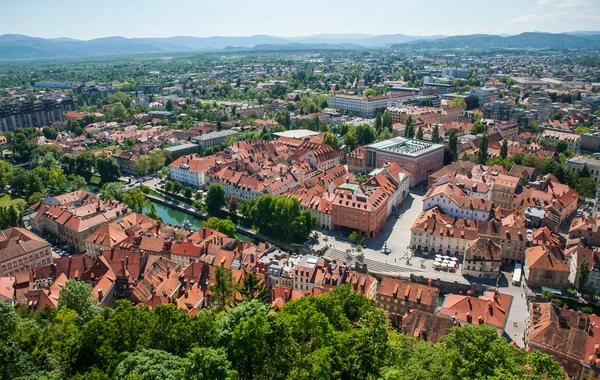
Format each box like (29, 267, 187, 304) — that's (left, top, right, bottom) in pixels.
(2, 0, 600, 40)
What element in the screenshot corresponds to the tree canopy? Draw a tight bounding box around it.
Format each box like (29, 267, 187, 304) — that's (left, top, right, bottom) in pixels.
(0, 287, 563, 380)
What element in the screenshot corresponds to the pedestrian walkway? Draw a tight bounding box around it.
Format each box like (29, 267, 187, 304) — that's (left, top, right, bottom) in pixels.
(324, 248, 423, 275)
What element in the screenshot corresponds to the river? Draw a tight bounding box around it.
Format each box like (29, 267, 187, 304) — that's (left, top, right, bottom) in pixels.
(143, 199, 257, 243)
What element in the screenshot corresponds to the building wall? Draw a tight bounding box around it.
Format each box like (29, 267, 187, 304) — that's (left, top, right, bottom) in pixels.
(423, 194, 490, 221)
(0, 245, 52, 277)
(366, 146, 444, 186)
(410, 230, 472, 255)
(462, 259, 501, 278)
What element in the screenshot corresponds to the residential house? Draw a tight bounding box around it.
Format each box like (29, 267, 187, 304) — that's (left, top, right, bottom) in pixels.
(524, 245, 570, 289)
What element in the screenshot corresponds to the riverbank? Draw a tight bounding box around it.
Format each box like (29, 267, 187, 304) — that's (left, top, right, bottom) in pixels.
(144, 193, 300, 252)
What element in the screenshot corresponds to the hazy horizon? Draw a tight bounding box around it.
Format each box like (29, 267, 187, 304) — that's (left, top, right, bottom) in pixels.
(2, 0, 600, 40)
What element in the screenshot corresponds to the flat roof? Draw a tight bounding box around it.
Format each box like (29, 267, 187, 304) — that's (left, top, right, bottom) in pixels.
(193, 129, 239, 141)
(163, 143, 198, 153)
(273, 129, 319, 139)
(365, 136, 444, 158)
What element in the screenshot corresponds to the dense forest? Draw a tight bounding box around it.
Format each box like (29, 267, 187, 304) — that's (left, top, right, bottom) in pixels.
(0, 282, 564, 380)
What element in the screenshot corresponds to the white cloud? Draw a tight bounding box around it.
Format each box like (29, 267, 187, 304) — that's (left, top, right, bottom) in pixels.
(508, 10, 600, 24)
(536, 0, 588, 9)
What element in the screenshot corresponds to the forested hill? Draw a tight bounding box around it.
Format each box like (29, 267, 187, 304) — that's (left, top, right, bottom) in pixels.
(0, 282, 564, 380)
(391, 32, 600, 50)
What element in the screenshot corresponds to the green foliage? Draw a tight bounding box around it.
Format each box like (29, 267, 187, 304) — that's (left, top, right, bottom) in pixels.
(95, 155, 121, 183)
(70, 175, 88, 191)
(322, 132, 340, 149)
(448, 129, 458, 162)
(0, 288, 563, 380)
(500, 139, 508, 159)
(415, 125, 424, 140)
(115, 349, 181, 380)
(576, 260, 591, 292)
(145, 203, 162, 222)
(404, 116, 415, 138)
(75, 152, 96, 178)
(100, 182, 127, 201)
(205, 183, 227, 216)
(0, 205, 24, 229)
(477, 134, 489, 164)
(249, 194, 317, 243)
(448, 97, 467, 109)
(0, 159, 13, 189)
(57, 280, 100, 324)
(123, 188, 149, 213)
(431, 125, 440, 143)
(203, 217, 237, 238)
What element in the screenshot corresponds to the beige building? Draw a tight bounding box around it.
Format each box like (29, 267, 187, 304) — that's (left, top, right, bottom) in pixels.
(462, 238, 502, 278)
(0, 228, 52, 277)
(410, 207, 478, 255)
(491, 174, 520, 209)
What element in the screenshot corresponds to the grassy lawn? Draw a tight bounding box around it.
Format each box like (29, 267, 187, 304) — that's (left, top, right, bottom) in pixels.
(0, 193, 26, 208)
(89, 175, 102, 186)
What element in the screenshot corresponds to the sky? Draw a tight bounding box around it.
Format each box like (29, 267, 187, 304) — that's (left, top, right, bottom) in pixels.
(1, 0, 600, 39)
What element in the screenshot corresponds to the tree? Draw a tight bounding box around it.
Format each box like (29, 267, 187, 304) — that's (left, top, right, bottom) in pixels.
(374, 112, 383, 134)
(165, 100, 173, 112)
(133, 156, 151, 177)
(239, 271, 269, 301)
(8, 168, 27, 196)
(321, 132, 340, 149)
(75, 151, 96, 178)
(448, 129, 459, 162)
(349, 231, 358, 244)
(576, 177, 596, 198)
(465, 95, 480, 110)
(57, 280, 100, 323)
(183, 186, 193, 200)
(123, 188, 149, 213)
(205, 183, 227, 216)
(42, 127, 58, 140)
(448, 97, 467, 109)
(60, 154, 77, 175)
(28, 192, 45, 205)
(431, 125, 440, 143)
(556, 140, 569, 154)
(415, 125, 424, 140)
(404, 116, 415, 138)
(204, 217, 236, 238)
(576, 260, 590, 292)
(145, 203, 162, 222)
(115, 349, 181, 380)
(227, 197, 239, 215)
(181, 347, 233, 380)
(100, 182, 127, 201)
(0, 160, 12, 189)
(355, 124, 376, 145)
(526, 351, 566, 380)
(382, 110, 393, 131)
(171, 180, 183, 195)
(477, 134, 489, 164)
(500, 139, 508, 159)
(148, 151, 166, 174)
(71, 175, 88, 191)
(209, 266, 235, 311)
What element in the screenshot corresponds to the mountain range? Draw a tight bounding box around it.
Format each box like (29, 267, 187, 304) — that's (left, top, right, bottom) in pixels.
(391, 32, 600, 50)
(0, 32, 599, 60)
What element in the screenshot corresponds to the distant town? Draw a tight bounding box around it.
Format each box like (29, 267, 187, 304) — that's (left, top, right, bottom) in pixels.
(1, 44, 600, 379)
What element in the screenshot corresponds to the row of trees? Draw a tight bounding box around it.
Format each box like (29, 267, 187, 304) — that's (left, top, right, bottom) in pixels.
(0, 283, 564, 380)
